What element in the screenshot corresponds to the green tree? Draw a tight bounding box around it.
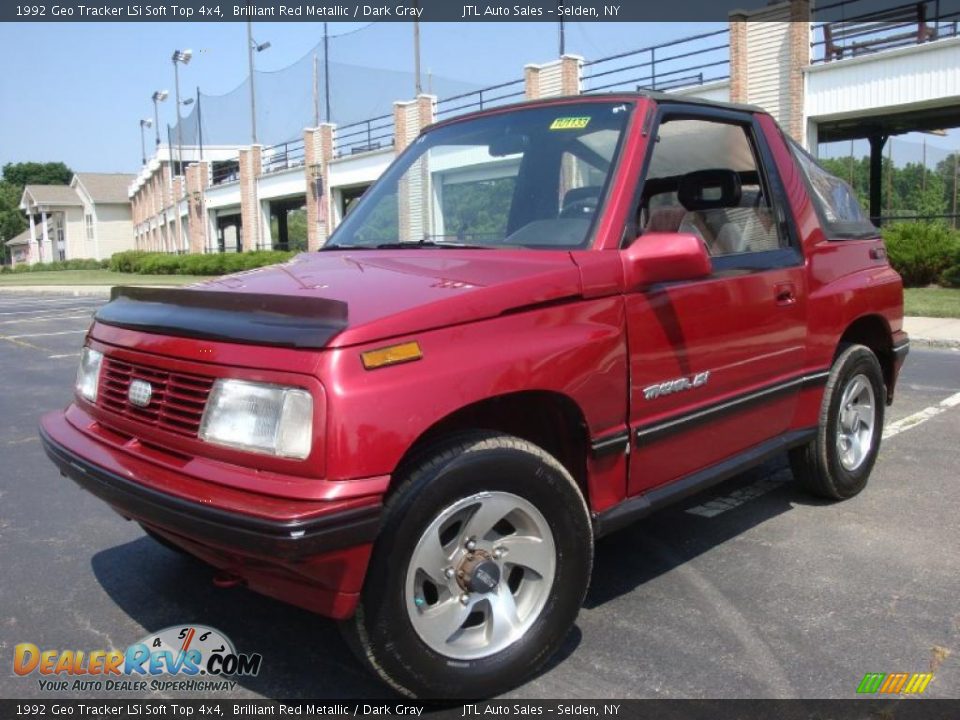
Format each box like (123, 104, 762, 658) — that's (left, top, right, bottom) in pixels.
(0, 161, 75, 262)
(268, 208, 308, 251)
(0, 181, 26, 243)
(935, 153, 959, 228)
(2, 162, 73, 187)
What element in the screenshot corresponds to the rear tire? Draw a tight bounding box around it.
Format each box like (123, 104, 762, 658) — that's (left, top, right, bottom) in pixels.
(341, 432, 593, 698)
(789, 344, 885, 500)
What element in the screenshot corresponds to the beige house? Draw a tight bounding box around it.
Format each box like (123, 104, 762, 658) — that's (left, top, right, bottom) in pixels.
(5, 228, 32, 267)
(12, 173, 136, 266)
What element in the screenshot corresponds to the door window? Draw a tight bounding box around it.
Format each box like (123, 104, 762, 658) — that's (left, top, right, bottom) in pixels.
(639, 118, 784, 259)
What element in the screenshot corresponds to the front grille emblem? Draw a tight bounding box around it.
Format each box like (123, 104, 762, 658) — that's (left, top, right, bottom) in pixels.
(128, 379, 153, 407)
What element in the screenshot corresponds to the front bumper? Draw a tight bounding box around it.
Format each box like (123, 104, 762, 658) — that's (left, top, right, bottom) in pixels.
(41, 426, 380, 560)
(40, 408, 383, 618)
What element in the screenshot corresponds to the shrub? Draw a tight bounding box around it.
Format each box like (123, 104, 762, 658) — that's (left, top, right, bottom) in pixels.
(882, 222, 960, 287)
(108, 249, 296, 276)
(3, 257, 119, 273)
(109, 250, 155, 273)
(136, 254, 182, 275)
(941, 264, 960, 289)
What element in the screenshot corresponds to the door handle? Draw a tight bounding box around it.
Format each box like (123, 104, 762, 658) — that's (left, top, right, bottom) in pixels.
(775, 283, 797, 306)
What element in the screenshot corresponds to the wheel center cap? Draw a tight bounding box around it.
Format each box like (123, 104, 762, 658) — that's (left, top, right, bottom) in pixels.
(469, 560, 501, 594)
(457, 551, 501, 594)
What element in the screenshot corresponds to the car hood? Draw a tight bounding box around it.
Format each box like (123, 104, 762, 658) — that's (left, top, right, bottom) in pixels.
(111, 250, 587, 348)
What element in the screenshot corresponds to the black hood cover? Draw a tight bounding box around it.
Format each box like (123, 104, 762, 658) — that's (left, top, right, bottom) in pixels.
(95, 286, 348, 349)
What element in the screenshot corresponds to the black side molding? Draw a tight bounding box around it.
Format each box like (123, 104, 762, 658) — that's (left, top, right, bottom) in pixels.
(592, 428, 815, 537)
(40, 426, 380, 560)
(95, 286, 348, 349)
(590, 430, 630, 458)
(634, 370, 829, 445)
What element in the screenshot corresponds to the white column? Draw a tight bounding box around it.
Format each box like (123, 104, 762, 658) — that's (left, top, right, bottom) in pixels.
(28, 214, 36, 263)
(805, 119, 819, 157)
(90, 208, 100, 260)
(41, 210, 50, 262)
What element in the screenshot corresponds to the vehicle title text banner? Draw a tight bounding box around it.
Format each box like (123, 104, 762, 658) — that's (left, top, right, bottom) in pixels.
(1, 0, 934, 22)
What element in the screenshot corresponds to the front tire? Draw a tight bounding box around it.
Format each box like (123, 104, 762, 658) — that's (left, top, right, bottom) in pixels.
(790, 344, 886, 499)
(342, 432, 593, 698)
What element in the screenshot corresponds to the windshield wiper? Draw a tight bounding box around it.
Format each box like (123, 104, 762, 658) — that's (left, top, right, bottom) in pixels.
(321, 240, 493, 251)
(319, 243, 377, 251)
(374, 240, 492, 250)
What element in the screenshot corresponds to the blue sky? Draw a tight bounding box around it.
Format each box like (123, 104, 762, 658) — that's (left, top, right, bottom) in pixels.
(0, 21, 723, 173)
(0, 21, 956, 174)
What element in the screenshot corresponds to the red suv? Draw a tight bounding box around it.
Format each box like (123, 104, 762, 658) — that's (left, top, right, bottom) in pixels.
(41, 94, 908, 698)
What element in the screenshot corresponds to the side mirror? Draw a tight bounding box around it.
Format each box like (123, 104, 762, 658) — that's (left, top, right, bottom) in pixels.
(622, 232, 712, 289)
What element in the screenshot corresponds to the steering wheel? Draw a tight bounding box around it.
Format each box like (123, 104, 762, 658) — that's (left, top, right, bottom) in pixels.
(559, 197, 599, 219)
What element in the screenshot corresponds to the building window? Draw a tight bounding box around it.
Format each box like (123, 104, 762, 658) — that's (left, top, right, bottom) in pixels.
(85, 213, 94, 241)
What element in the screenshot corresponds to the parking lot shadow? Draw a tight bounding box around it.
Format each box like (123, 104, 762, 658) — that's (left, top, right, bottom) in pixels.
(90, 536, 581, 699)
(90, 538, 387, 698)
(586, 455, 805, 609)
(89, 456, 799, 698)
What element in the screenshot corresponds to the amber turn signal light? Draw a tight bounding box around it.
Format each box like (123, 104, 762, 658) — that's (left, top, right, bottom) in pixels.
(361, 341, 423, 370)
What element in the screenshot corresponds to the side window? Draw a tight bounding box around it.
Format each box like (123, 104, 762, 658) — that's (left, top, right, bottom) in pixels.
(788, 139, 876, 240)
(639, 118, 784, 258)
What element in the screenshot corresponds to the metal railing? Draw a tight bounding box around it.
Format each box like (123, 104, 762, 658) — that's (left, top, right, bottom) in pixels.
(334, 113, 395, 158)
(582, 28, 730, 94)
(211, 159, 240, 186)
(811, 0, 960, 63)
(435, 78, 527, 119)
(262, 137, 306, 174)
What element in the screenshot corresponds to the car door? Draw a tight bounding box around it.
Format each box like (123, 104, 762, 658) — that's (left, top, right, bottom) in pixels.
(625, 106, 808, 496)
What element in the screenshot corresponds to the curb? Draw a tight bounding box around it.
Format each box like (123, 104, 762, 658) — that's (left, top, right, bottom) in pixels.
(0, 286, 112, 296)
(908, 336, 960, 350)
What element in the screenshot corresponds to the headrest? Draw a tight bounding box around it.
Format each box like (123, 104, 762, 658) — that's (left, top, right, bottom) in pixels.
(678, 169, 741, 211)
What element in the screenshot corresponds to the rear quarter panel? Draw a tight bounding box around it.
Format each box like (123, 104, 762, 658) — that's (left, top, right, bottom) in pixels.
(758, 113, 904, 426)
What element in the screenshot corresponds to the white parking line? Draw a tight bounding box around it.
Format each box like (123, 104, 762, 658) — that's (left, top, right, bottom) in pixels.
(882, 390, 960, 439)
(686, 390, 960, 519)
(685, 469, 792, 518)
(0, 297, 100, 306)
(2, 330, 86, 339)
(0, 314, 91, 325)
(48, 352, 81, 359)
(0, 306, 98, 316)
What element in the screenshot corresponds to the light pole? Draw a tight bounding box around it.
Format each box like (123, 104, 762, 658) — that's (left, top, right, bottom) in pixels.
(413, 18, 421, 95)
(172, 48, 192, 253)
(172, 49, 192, 176)
(151, 90, 168, 147)
(246, 23, 271, 144)
(139, 118, 153, 165)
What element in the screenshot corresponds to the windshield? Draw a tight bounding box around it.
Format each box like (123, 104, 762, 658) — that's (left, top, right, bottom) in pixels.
(327, 101, 633, 250)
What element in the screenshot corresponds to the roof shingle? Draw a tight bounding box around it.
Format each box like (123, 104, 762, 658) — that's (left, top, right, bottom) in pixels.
(23, 184, 81, 206)
(74, 173, 137, 204)
(5, 228, 32, 247)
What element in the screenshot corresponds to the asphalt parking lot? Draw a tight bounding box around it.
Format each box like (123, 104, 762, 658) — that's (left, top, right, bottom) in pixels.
(0, 290, 957, 700)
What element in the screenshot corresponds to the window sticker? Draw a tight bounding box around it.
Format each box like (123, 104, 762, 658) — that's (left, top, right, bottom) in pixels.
(550, 117, 591, 130)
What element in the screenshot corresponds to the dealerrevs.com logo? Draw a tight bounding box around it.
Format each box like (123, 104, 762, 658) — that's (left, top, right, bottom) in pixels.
(14, 625, 262, 693)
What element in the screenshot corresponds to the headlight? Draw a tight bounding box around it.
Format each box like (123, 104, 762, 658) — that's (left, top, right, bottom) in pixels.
(75, 347, 104, 402)
(199, 379, 313, 459)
